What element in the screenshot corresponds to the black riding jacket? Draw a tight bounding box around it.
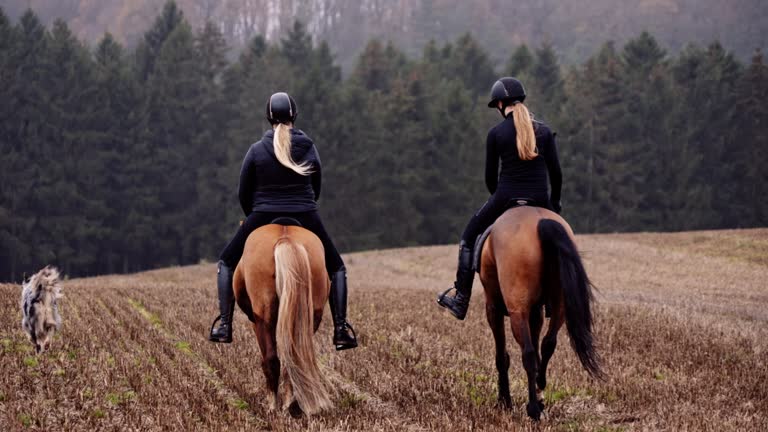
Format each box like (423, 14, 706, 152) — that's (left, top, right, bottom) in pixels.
(238, 129, 322, 215)
(485, 117, 562, 206)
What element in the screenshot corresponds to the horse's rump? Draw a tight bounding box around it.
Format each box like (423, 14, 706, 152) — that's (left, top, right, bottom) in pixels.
(233, 224, 331, 415)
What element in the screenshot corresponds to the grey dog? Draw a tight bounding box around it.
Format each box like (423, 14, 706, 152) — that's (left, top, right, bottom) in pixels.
(21, 266, 63, 354)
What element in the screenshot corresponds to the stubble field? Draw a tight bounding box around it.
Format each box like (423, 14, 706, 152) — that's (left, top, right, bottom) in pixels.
(1, 229, 767, 431)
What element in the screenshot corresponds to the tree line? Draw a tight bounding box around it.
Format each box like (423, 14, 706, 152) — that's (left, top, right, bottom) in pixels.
(1, 1, 766, 282)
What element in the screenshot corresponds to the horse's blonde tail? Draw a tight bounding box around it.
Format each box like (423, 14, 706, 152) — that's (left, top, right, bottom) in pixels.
(274, 235, 331, 414)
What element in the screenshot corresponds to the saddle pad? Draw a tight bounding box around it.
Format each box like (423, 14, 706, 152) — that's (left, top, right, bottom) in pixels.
(270, 217, 303, 227)
(472, 224, 494, 273)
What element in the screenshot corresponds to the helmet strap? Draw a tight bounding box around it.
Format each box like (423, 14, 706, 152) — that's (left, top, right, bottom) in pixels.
(501, 100, 521, 118)
(499, 102, 511, 118)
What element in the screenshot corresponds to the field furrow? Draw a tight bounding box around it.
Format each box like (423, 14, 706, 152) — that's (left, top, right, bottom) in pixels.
(1, 229, 766, 431)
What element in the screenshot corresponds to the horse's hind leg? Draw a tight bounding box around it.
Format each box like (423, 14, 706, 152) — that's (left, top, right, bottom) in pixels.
(509, 310, 543, 421)
(253, 320, 280, 411)
(529, 306, 543, 363)
(528, 306, 544, 392)
(486, 301, 511, 408)
(537, 308, 564, 391)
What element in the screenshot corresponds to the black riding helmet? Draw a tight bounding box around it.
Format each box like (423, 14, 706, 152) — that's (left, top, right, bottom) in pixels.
(265, 92, 298, 124)
(487, 77, 526, 108)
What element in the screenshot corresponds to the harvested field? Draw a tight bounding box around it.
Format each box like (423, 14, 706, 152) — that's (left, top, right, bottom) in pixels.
(1, 229, 766, 431)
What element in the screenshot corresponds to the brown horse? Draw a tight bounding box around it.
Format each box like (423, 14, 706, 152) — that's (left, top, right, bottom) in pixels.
(478, 206, 602, 421)
(232, 223, 332, 416)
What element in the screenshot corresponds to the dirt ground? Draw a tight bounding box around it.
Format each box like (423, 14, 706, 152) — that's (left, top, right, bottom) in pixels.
(1, 229, 766, 431)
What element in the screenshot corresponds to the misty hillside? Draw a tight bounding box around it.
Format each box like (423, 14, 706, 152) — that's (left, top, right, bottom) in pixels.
(1, 0, 766, 69)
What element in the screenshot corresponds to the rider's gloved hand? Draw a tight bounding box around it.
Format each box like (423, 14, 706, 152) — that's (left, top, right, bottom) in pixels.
(552, 200, 562, 214)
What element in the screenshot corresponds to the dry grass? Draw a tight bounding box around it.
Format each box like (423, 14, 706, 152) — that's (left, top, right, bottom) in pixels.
(1, 229, 766, 431)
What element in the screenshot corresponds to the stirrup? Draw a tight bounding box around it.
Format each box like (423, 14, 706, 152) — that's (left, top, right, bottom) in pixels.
(437, 286, 456, 305)
(437, 286, 469, 320)
(209, 314, 222, 334)
(334, 322, 357, 351)
(209, 314, 232, 343)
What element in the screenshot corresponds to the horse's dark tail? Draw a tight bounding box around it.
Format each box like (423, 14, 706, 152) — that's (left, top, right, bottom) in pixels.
(538, 219, 602, 378)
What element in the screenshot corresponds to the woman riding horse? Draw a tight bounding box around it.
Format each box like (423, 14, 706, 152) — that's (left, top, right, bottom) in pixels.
(438, 77, 563, 320)
(209, 92, 357, 350)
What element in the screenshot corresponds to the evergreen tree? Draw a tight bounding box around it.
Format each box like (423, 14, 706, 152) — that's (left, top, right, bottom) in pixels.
(561, 42, 637, 232)
(444, 33, 496, 98)
(144, 22, 203, 265)
(45, 19, 102, 275)
(528, 43, 566, 124)
(621, 32, 674, 229)
(319, 78, 384, 250)
(420, 77, 486, 243)
(371, 72, 431, 245)
(422, 39, 441, 67)
(352, 39, 407, 93)
(298, 41, 341, 132)
(231, 42, 291, 158)
(0, 6, 22, 280)
(671, 42, 742, 228)
(281, 21, 313, 70)
(194, 20, 231, 258)
(92, 33, 147, 273)
(135, 0, 184, 81)
(221, 34, 268, 201)
(732, 50, 768, 226)
(4, 10, 53, 279)
(506, 44, 534, 79)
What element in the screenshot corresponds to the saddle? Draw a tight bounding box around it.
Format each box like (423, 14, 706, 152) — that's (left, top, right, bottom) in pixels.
(270, 217, 303, 227)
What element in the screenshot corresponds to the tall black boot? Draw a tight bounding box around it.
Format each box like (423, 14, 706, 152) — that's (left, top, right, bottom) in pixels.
(209, 260, 235, 343)
(329, 267, 358, 351)
(437, 241, 474, 320)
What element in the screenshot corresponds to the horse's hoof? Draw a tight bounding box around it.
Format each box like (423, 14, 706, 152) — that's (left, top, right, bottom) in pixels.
(526, 401, 542, 421)
(538, 399, 545, 411)
(287, 400, 303, 418)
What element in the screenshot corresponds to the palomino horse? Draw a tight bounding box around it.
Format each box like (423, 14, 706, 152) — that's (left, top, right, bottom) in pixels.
(232, 221, 332, 416)
(478, 206, 602, 421)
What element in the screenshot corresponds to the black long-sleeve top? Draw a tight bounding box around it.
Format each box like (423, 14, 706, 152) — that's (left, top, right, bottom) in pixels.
(238, 129, 322, 215)
(485, 117, 562, 206)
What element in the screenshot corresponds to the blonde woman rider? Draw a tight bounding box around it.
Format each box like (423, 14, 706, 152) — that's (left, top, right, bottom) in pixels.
(209, 92, 357, 350)
(438, 77, 563, 320)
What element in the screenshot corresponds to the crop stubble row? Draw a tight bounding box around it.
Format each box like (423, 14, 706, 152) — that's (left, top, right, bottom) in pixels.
(1, 229, 766, 431)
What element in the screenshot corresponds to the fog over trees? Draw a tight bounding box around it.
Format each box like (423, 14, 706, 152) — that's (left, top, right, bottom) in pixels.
(1, 0, 766, 69)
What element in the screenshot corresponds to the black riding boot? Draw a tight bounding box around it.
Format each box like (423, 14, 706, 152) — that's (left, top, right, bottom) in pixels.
(437, 241, 474, 320)
(329, 267, 358, 351)
(209, 260, 235, 343)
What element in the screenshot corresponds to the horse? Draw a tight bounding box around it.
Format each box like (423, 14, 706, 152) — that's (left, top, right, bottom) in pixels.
(232, 221, 332, 416)
(478, 205, 602, 421)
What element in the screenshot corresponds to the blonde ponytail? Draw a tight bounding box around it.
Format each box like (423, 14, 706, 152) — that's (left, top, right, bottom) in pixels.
(511, 102, 538, 160)
(274, 123, 312, 176)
